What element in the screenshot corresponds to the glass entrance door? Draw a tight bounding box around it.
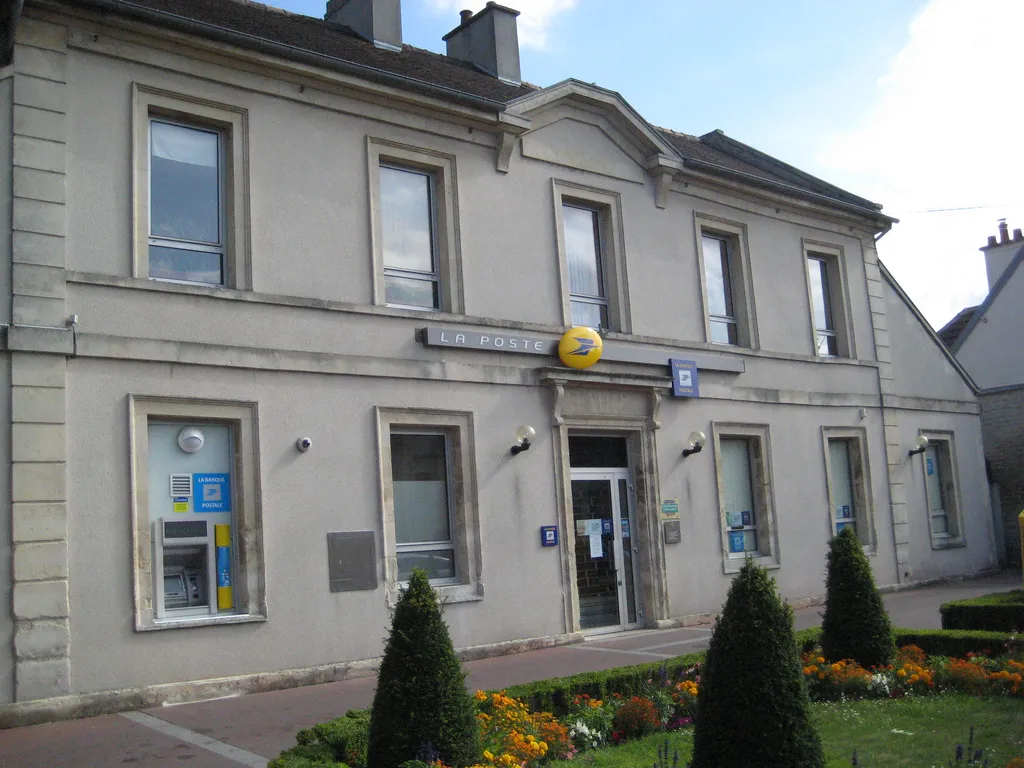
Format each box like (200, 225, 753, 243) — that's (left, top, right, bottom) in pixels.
(571, 469, 642, 632)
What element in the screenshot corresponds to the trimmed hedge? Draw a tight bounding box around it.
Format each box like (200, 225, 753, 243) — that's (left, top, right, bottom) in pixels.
(940, 590, 1024, 632)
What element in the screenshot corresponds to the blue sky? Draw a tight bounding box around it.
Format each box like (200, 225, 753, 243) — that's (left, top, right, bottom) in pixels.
(265, 0, 1023, 328)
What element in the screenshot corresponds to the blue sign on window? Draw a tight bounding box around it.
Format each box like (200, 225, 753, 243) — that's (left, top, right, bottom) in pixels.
(926, 458, 934, 476)
(194, 473, 231, 512)
(670, 359, 700, 398)
(728, 530, 745, 553)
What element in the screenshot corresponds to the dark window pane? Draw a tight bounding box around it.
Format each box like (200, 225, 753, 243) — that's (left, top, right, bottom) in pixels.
(381, 166, 435, 275)
(569, 436, 628, 468)
(391, 434, 450, 545)
(150, 121, 220, 244)
(710, 319, 738, 345)
(564, 205, 603, 298)
(149, 245, 222, 284)
(397, 550, 455, 581)
(385, 275, 438, 309)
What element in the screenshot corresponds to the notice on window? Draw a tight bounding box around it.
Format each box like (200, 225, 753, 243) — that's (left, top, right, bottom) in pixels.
(661, 499, 680, 520)
(173, 497, 189, 513)
(586, 519, 603, 558)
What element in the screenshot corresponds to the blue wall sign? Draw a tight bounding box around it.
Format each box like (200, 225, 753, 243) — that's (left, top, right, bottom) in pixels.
(926, 458, 934, 476)
(670, 359, 700, 398)
(540, 525, 559, 547)
(194, 473, 231, 512)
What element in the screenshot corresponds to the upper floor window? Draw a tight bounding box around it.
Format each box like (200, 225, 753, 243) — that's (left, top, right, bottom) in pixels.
(563, 204, 608, 329)
(807, 255, 838, 356)
(132, 85, 250, 290)
(695, 215, 757, 349)
(369, 139, 463, 314)
(380, 165, 440, 310)
(702, 234, 737, 344)
(803, 242, 854, 358)
(149, 120, 225, 285)
(553, 181, 629, 333)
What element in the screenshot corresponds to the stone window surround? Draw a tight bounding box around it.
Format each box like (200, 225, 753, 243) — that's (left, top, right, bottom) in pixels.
(129, 395, 266, 631)
(694, 213, 758, 349)
(801, 239, 856, 359)
(821, 426, 876, 551)
(375, 406, 482, 606)
(710, 422, 780, 572)
(367, 137, 464, 314)
(132, 83, 251, 291)
(918, 429, 966, 549)
(551, 179, 631, 333)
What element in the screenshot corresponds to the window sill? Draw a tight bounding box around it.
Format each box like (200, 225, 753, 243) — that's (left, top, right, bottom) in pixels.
(930, 538, 967, 551)
(722, 554, 779, 574)
(385, 581, 483, 608)
(136, 613, 267, 632)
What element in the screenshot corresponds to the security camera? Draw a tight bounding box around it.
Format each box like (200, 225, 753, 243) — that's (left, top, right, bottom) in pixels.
(296, 437, 312, 453)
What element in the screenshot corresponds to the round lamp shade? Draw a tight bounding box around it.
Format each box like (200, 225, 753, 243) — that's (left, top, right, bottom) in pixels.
(177, 427, 205, 453)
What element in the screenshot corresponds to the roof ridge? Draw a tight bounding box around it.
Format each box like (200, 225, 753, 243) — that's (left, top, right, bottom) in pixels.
(653, 125, 701, 141)
(951, 243, 1024, 353)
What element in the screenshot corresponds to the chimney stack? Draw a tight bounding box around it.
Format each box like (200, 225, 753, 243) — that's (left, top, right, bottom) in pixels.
(443, 2, 521, 85)
(981, 220, 1024, 292)
(326, 0, 402, 52)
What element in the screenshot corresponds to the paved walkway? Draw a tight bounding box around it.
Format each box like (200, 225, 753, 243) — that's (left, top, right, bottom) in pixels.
(0, 571, 1018, 768)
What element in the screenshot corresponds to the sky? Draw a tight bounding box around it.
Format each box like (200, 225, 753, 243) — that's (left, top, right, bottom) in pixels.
(266, 0, 1023, 330)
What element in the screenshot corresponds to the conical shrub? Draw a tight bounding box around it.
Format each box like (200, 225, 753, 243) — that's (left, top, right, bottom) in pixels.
(820, 525, 895, 668)
(691, 560, 825, 768)
(367, 570, 480, 768)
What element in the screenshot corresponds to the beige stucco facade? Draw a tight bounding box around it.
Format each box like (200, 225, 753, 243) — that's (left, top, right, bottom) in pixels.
(0, 1, 999, 721)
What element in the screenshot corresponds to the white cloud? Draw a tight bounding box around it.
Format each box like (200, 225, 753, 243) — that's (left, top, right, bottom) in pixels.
(425, 0, 578, 49)
(816, 0, 1024, 329)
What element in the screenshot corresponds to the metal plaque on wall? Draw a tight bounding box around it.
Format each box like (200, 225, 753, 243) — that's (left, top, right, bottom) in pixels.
(663, 520, 681, 545)
(326, 531, 378, 592)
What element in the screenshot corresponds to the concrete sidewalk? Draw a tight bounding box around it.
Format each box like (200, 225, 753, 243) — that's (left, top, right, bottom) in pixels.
(0, 571, 1018, 768)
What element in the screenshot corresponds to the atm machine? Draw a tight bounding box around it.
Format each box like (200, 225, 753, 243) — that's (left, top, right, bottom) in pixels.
(154, 515, 218, 618)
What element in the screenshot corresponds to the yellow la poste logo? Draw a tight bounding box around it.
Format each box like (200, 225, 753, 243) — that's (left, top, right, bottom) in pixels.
(558, 327, 603, 369)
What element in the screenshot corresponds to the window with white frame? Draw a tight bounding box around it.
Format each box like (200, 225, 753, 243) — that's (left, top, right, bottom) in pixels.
(380, 166, 442, 310)
(553, 181, 629, 333)
(696, 217, 756, 348)
(713, 424, 778, 569)
(133, 84, 250, 289)
(129, 396, 265, 631)
(804, 243, 852, 358)
(563, 203, 609, 330)
(823, 429, 873, 548)
(920, 433, 964, 546)
(390, 431, 457, 582)
(369, 139, 462, 314)
(376, 407, 482, 604)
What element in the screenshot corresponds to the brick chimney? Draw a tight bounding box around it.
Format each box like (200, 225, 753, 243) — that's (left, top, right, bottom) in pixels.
(981, 219, 1024, 291)
(443, 2, 521, 85)
(326, 0, 402, 52)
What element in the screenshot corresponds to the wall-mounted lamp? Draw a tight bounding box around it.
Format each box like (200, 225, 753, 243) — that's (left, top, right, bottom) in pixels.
(510, 425, 536, 456)
(682, 430, 706, 458)
(177, 427, 205, 454)
(908, 435, 929, 457)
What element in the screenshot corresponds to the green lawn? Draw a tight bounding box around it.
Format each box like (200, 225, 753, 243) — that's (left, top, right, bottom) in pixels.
(549, 695, 1024, 768)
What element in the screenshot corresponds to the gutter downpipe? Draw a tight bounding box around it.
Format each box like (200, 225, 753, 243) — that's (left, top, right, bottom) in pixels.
(70, 0, 510, 114)
(2, 0, 25, 67)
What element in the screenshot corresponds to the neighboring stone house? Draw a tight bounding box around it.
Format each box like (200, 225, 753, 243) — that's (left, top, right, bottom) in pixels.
(940, 220, 1024, 568)
(0, 0, 998, 721)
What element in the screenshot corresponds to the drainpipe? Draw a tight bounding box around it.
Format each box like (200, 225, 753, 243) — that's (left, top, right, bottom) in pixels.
(1, 0, 24, 67)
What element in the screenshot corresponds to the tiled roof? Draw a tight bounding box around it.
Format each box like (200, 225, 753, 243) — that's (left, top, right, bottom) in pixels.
(937, 305, 979, 348)
(81, 0, 534, 104)
(30, 0, 881, 215)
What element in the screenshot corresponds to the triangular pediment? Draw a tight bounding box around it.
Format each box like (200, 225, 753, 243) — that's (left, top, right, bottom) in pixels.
(507, 79, 681, 181)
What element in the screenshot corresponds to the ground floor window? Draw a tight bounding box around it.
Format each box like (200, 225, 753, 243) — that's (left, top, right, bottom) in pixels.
(822, 428, 874, 549)
(712, 423, 778, 570)
(376, 407, 482, 605)
(129, 396, 265, 630)
(919, 432, 963, 547)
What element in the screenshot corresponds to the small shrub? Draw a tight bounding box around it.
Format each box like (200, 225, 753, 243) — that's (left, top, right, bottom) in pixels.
(292, 709, 369, 767)
(367, 570, 480, 768)
(820, 527, 895, 669)
(940, 591, 1024, 632)
(611, 696, 660, 742)
(691, 560, 825, 768)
